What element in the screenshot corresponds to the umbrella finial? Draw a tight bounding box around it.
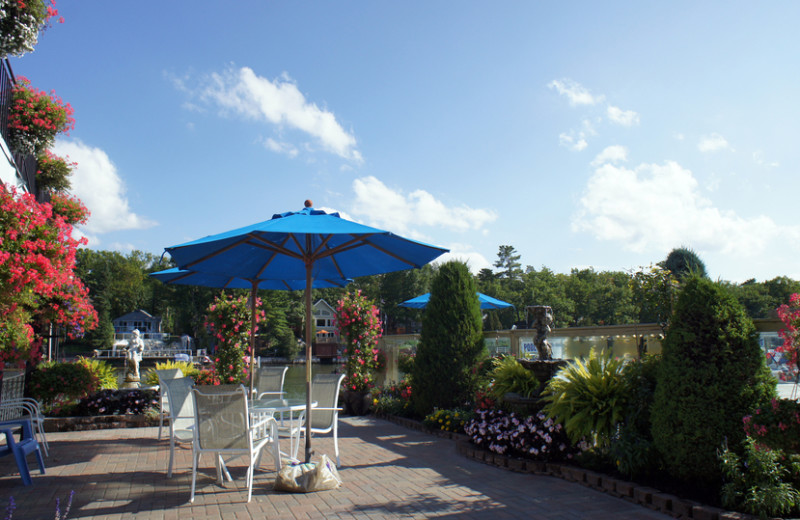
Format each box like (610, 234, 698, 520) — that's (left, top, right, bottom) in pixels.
(304, 199, 313, 208)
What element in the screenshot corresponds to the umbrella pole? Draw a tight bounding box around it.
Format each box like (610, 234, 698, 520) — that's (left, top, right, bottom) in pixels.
(304, 261, 313, 463)
(249, 281, 259, 398)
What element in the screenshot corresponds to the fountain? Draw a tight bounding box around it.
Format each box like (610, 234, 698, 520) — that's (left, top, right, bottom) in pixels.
(519, 306, 567, 383)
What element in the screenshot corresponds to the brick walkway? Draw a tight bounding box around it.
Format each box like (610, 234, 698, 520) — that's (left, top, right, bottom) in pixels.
(0, 416, 671, 519)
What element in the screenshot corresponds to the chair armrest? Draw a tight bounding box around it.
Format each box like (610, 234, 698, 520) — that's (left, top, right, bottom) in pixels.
(311, 407, 343, 412)
(250, 415, 278, 432)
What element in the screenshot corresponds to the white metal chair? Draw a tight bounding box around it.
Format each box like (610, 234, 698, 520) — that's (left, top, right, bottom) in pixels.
(155, 368, 184, 440)
(162, 377, 195, 478)
(253, 366, 288, 399)
(300, 373, 345, 466)
(1, 372, 48, 456)
(0, 398, 49, 456)
(190, 385, 281, 503)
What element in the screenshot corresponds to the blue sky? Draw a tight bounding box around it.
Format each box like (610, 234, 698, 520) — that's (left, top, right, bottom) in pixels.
(12, 1, 800, 283)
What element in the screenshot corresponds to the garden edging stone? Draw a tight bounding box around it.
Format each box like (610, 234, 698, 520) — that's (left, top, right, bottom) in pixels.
(377, 412, 762, 520)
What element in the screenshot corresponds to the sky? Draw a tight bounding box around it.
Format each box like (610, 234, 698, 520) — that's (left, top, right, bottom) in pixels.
(11, 1, 800, 283)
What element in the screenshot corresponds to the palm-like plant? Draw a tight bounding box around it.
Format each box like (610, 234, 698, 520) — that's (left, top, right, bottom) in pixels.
(489, 356, 540, 399)
(541, 349, 629, 448)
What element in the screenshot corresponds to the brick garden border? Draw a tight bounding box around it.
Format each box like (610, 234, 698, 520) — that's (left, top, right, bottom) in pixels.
(378, 413, 761, 520)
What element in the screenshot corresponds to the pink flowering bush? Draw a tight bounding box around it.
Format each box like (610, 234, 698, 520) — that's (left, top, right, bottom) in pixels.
(204, 293, 264, 385)
(743, 398, 800, 453)
(334, 290, 382, 392)
(0, 186, 96, 366)
(777, 293, 800, 372)
(465, 409, 580, 461)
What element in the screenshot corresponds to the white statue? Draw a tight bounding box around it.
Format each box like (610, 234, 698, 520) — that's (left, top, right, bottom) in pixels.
(126, 329, 144, 380)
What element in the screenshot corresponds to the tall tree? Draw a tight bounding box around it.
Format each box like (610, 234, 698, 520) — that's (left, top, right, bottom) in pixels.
(494, 245, 523, 281)
(662, 247, 707, 280)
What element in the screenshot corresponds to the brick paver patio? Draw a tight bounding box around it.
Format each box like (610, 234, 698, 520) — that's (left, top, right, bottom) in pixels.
(0, 416, 672, 519)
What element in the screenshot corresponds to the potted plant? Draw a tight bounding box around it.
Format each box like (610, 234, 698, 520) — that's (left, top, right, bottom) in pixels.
(7, 77, 74, 156)
(334, 290, 382, 415)
(0, 0, 62, 58)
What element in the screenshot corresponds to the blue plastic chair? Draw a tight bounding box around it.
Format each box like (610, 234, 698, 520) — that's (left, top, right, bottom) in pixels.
(0, 419, 46, 486)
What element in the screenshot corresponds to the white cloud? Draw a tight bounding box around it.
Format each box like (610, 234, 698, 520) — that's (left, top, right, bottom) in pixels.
(591, 145, 628, 167)
(350, 176, 497, 234)
(753, 150, 780, 168)
(262, 137, 298, 158)
(437, 245, 492, 274)
(607, 105, 640, 126)
(558, 132, 588, 151)
(698, 133, 732, 152)
(548, 79, 604, 106)
(197, 66, 362, 162)
(572, 160, 796, 256)
(52, 139, 156, 236)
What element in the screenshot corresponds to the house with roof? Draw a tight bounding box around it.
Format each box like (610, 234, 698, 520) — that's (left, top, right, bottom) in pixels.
(112, 309, 162, 335)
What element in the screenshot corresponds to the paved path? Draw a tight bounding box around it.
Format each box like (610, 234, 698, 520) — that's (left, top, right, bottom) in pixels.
(0, 416, 671, 519)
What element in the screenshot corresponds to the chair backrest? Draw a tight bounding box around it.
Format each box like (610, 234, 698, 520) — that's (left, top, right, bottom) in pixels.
(192, 385, 250, 450)
(156, 368, 184, 386)
(162, 377, 195, 431)
(255, 366, 288, 397)
(0, 372, 25, 421)
(310, 373, 345, 430)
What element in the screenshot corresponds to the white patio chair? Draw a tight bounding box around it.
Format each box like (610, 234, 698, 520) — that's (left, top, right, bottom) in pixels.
(190, 385, 281, 503)
(161, 377, 195, 478)
(155, 368, 184, 440)
(0, 398, 49, 456)
(253, 366, 288, 399)
(300, 373, 345, 466)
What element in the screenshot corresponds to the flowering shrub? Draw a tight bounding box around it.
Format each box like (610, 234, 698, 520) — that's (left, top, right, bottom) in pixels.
(29, 360, 99, 406)
(371, 378, 413, 416)
(424, 408, 472, 434)
(743, 398, 800, 453)
(36, 150, 74, 194)
(0, 0, 63, 58)
(334, 290, 382, 392)
(397, 349, 415, 375)
(74, 389, 158, 416)
(204, 292, 264, 385)
(7, 76, 74, 155)
(465, 409, 579, 461)
(777, 293, 800, 371)
(0, 186, 97, 365)
(473, 387, 497, 411)
(194, 369, 221, 386)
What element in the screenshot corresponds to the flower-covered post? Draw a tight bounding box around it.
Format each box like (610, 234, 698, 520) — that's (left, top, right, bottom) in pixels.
(0, 186, 96, 367)
(204, 292, 264, 385)
(334, 290, 383, 414)
(776, 293, 800, 382)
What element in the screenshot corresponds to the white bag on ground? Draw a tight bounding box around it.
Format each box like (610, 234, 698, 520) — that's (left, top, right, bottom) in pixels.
(274, 454, 342, 493)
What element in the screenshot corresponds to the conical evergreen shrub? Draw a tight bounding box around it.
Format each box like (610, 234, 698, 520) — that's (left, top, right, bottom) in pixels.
(412, 261, 486, 417)
(651, 276, 775, 491)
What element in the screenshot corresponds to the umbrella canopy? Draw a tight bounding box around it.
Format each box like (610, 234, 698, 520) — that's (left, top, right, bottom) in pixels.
(150, 267, 350, 291)
(399, 292, 514, 310)
(163, 200, 448, 461)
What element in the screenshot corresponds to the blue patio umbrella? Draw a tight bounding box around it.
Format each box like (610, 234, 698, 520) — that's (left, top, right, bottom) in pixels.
(399, 292, 514, 310)
(150, 267, 350, 291)
(163, 200, 448, 461)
